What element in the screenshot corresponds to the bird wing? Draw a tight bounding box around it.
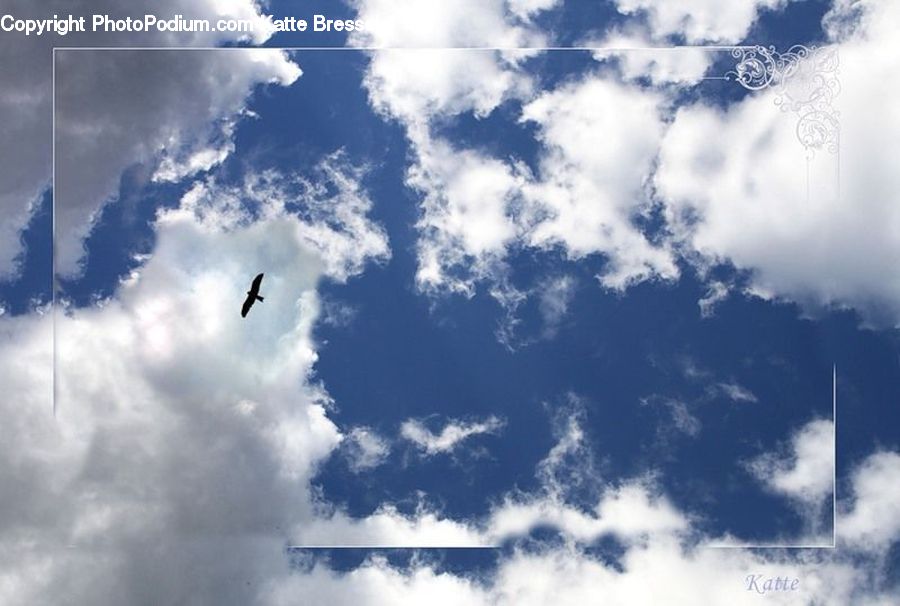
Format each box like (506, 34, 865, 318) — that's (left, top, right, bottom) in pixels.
(241, 293, 255, 317)
(250, 273, 264, 293)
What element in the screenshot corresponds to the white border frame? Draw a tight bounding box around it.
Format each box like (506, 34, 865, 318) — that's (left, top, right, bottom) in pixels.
(50, 45, 839, 550)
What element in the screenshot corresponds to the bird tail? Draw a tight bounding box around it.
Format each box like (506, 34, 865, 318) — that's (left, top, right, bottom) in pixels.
(256, 295, 264, 302)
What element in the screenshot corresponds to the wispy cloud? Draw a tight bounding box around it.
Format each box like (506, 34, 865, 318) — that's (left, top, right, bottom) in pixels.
(400, 416, 505, 456)
(710, 382, 758, 404)
(698, 280, 729, 318)
(343, 427, 391, 472)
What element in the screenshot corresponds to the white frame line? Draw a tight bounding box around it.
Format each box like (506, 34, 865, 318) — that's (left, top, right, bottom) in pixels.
(52, 47, 57, 419)
(53, 45, 754, 51)
(50, 45, 838, 551)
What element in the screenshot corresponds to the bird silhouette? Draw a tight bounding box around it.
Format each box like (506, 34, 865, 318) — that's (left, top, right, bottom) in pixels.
(241, 273, 265, 317)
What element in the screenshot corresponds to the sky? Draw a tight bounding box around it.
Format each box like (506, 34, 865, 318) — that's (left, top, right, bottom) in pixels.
(1, 0, 899, 604)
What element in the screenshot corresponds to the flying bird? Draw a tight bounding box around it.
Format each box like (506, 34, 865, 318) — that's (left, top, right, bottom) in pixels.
(241, 273, 265, 317)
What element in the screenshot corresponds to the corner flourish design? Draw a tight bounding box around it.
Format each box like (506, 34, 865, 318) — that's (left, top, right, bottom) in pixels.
(727, 45, 840, 155)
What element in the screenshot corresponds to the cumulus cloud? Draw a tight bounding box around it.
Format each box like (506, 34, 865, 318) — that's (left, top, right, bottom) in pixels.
(265, 438, 900, 606)
(350, 0, 541, 323)
(488, 405, 686, 546)
(655, 84, 845, 314)
(840, 451, 900, 552)
(292, 401, 686, 549)
(0, 0, 276, 280)
(748, 419, 835, 504)
(1, 279, 897, 604)
(55, 48, 300, 277)
(411, 139, 526, 296)
(352, 0, 546, 130)
(303, 403, 688, 548)
(400, 416, 505, 456)
(350, 0, 545, 314)
(355, 0, 701, 348)
(361, 0, 900, 337)
(519, 76, 678, 289)
(0, 155, 391, 604)
(268, 548, 886, 606)
(507, 0, 562, 21)
(589, 29, 713, 85)
(488, 483, 688, 546)
(408, 73, 679, 303)
(653, 0, 900, 327)
(747, 418, 834, 540)
(269, 435, 900, 606)
(613, 0, 793, 44)
(292, 505, 484, 549)
(158, 158, 389, 285)
(2, 1, 896, 602)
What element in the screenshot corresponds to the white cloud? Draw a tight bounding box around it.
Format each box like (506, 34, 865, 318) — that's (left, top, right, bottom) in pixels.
(748, 419, 834, 505)
(350, 0, 554, 315)
(400, 416, 505, 456)
(352, 0, 547, 130)
(293, 505, 484, 548)
(698, 280, 729, 318)
(343, 427, 391, 472)
(363, 48, 529, 130)
(270, 434, 900, 605)
(263, 556, 491, 606)
(487, 482, 688, 545)
(654, 0, 900, 327)
(263, 454, 900, 606)
(485, 397, 686, 547)
(1, 276, 898, 604)
(656, 87, 846, 311)
(353, 2, 689, 347)
(55, 48, 300, 277)
(411, 138, 526, 296)
(0, 0, 277, 280)
(747, 418, 834, 540)
(840, 451, 900, 552)
(276, 423, 900, 604)
(590, 30, 713, 85)
(293, 402, 687, 549)
(299, 405, 689, 547)
(409, 74, 680, 302)
(520, 76, 678, 289)
(613, 0, 792, 44)
(508, 0, 562, 21)
(0, 155, 392, 604)
(1, 1, 897, 603)
(350, 0, 546, 330)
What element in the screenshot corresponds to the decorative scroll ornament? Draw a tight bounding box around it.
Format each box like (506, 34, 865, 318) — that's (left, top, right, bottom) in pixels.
(727, 45, 840, 155)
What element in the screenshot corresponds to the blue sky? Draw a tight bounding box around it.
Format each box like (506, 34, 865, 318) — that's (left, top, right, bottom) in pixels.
(1, 0, 899, 603)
